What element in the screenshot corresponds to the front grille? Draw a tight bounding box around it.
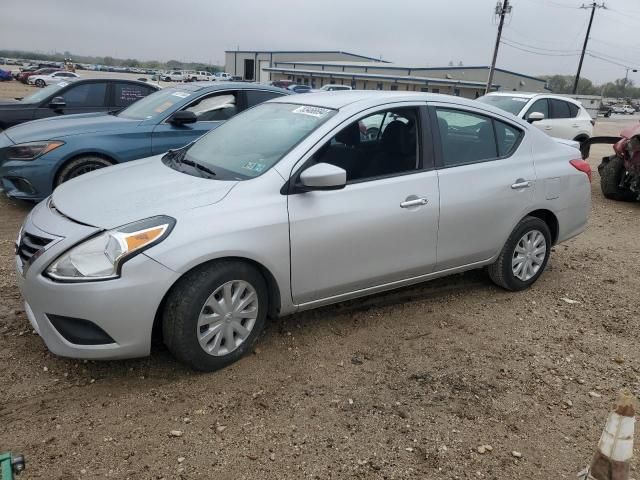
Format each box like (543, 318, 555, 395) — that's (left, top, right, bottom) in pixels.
(17, 232, 53, 264)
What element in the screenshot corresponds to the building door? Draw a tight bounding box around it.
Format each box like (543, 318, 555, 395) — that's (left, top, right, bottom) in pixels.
(244, 59, 255, 81)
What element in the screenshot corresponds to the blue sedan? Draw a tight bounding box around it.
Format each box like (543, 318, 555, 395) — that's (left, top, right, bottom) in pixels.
(0, 82, 289, 201)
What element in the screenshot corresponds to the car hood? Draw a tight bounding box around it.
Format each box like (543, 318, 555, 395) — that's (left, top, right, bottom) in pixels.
(49, 155, 238, 229)
(3, 112, 139, 143)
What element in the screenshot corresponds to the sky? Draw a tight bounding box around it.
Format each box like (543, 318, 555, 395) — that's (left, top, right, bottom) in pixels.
(2, 0, 640, 84)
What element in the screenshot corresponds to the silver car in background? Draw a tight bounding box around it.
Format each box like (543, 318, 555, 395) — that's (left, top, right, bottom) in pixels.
(15, 91, 591, 371)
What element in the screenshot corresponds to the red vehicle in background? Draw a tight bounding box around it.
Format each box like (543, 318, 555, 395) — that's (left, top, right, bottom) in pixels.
(18, 67, 61, 84)
(581, 124, 640, 201)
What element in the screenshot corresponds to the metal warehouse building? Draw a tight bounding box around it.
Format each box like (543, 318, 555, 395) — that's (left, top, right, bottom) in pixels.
(225, 50, 547, 99)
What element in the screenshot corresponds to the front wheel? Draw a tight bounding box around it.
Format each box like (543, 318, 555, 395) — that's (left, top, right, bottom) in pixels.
(488, 216, 552, 291)
(35, 79, 45, 88)
(162, 261, 268, 372)
(55, 156, 114, 187)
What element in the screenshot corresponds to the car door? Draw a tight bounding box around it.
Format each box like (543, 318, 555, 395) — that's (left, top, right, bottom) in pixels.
(432, 105, 534, 270)
(288, 105, 440, 305)
(150, 89, 240, 154)
(33, 81, 109, 119)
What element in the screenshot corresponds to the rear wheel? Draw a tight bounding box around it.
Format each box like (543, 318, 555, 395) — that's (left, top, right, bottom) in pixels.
(599, 155, 636, 201)
(55, 156, 114, 187)
(162, 261, 268, 372)
(35, 79, 45, 88)
(488, 216, 552, 291)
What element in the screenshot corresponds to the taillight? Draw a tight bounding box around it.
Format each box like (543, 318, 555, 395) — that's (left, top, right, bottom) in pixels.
(570, 159, 592, 182)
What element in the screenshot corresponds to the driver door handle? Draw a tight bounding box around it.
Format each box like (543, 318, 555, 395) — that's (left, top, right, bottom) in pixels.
(544, 126, 553, 131)
(400, 197, 429, 208)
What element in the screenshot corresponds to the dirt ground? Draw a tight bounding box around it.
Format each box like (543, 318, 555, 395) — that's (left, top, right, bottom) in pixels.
(0, 80, 639, 479)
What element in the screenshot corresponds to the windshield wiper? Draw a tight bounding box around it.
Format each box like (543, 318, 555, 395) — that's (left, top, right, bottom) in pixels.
(180, 159, 216, 178)
(163, 144, 215, 178)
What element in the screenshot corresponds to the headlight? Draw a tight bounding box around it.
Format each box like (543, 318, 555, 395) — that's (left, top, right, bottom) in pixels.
(46, 216, 175, 282)
(6, 141, 65, 161)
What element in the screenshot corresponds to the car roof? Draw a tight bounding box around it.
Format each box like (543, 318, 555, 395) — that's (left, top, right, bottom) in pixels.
(485, 91, 584, 106)
(61, 78, 160, 90)
(171, 81, 289, 94)
(268, 91, 472, 110)
(268, 91, 532, 127)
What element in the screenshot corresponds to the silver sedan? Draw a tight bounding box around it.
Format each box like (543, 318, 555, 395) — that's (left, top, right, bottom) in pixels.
(15, 91, 591, 371)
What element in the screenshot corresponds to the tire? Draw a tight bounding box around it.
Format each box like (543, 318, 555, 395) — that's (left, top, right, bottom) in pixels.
(488, 216, 552, 291)
(599, 155, 636, 201)
(55, 156, 114, 187)
(35, 79, 45, 88)
(162, 261, 269, 372)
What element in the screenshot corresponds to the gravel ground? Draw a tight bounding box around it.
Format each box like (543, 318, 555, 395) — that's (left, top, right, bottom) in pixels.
(0, 85, 639, 479)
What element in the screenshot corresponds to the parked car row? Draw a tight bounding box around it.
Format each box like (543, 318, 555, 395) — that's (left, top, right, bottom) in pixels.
(159, 70, 233, 82)
(3, 85, 591, 371)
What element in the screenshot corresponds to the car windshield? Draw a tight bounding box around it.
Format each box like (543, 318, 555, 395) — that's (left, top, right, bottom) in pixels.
(20, 83, 65, 103)
(176, 103, 336, 180)
(477, 95, 530, 115)
(118, 88, 192, 120)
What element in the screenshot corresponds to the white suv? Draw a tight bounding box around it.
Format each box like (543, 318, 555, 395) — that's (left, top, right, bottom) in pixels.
(478, 92, 593, 142)
(189, 71, 214, 81)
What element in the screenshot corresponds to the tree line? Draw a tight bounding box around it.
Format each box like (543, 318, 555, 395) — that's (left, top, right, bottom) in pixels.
(0, 49, 223, 72)
(540, 74, 640, 100)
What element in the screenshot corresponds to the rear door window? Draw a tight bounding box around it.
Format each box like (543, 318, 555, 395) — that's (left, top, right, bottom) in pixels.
(435, 109, 497, 167)
(61, 82, 108, 107)
(244, 90, 286, 108)
(549, 99, 571, 119)
(567, 102, 579, 118)
(494, 120, 523, 157)
(113, 82, 155, 107)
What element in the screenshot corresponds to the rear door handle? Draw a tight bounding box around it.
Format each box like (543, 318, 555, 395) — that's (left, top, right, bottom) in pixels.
(544, 126, 553, 131)
(400, 197, 428, 208)
(511, 180, 532, 190)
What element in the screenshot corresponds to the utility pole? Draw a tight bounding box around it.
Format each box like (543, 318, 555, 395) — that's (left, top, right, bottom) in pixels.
(485, 0, 512, 94)
(572, 2, 605, 94)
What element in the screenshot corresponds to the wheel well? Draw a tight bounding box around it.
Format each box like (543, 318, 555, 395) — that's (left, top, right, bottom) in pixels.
(573, 134, 589, 143)
(151, 257, 282, 344)
(54, 152, 117, 188)
(527, 209, 559, 244)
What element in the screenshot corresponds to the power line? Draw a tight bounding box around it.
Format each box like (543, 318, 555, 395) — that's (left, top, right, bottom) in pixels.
(519, 0, 580, 9)
(500, 40, 581, 56)
(501, 36, 581, 53)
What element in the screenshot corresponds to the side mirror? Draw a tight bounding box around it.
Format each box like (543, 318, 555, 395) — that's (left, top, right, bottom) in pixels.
(168, 110, 197, 125)
(299, 163, 346, 191)
(48, 96, 66, 109)
(527, 111, 545, 123)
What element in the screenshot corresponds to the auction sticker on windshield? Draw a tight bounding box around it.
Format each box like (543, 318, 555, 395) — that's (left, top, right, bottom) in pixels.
(292, 106, 331, 118)
(242, 161, 267, 173)
(172, 91, 191, 99)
